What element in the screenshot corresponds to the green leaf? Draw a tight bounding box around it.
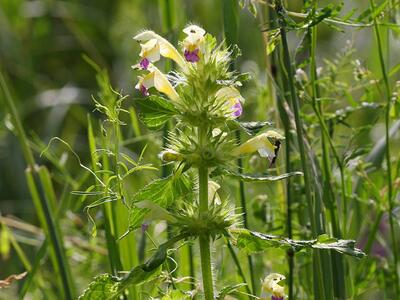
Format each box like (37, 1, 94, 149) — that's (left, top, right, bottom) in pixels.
(217, 283, 247, 300)
(134, 95, 178, 130)
(79, 233, 190, 300)
(161, 290, 192, 300)
(128, 206, 150, 231)
(211, 168, 303, 182)
(231, 229, 365, 258)
(133, 173, 192, 208)
(229, 120, 273, 135)
(78, 274, 121, 300)
(266, 29, 281, 55)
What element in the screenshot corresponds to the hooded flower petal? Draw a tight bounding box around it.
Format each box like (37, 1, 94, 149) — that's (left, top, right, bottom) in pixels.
(183, 24, 206, 36)
(215, 86, 245, 117)
(134, 31, 186, 68)
(182, 25, 206, 62)
(139, 39, 160, 69)
(135, 66, 179, 101)
(232, 131, 284, 165)
(262, 273, 286, 299)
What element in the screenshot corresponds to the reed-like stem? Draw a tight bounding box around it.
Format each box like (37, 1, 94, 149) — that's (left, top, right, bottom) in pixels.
(226, 240, 252, 296)
(309, 25, 346, 299)
(369, 0, 399, 295)
(274, 2, 327, 298)
(222, 0, 257, 293)
(0, 70, 75, 299)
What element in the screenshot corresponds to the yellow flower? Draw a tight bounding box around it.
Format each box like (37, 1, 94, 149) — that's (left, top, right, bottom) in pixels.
(232, 131, 284, 165)
(262, 273, 286, 300)
(134, 31, 185, 68)
(215, 86, 245, 117)
(138, 39, 161, 69)
(135, 66, 179, 101)
(182, 25, 206, 62)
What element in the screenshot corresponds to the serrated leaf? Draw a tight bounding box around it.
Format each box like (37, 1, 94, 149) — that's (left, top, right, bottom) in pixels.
(229, 120, 273, 135)
(133, 173, 192, 208)
(78, 274, 121, 300)
(217, 283, 247, 300)
(134, 95, 178, 130)
(211, 168, 303, 182)
(231, 229, 365, 258)
(80, 233, 189, 300)
(128, 206, 150, 231)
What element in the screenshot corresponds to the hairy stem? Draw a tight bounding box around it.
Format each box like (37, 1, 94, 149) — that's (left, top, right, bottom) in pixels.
(198, 161, 214, 299)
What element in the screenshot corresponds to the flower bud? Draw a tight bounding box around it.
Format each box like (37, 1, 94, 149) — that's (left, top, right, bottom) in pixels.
(159, 150, 183, 162)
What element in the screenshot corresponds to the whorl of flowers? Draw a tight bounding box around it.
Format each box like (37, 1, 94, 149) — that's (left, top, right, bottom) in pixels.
(133, 24, 284, 169)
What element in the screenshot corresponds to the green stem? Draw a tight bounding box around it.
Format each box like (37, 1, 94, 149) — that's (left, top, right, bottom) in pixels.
(0, 70, 74, 300)
(198, 136, 214, 299)
(275, 1, 316, 235)
(270, 11, 296, 298)
(309, 25, 346, 299)
(226, 240, 253, 297)
(369, 0, 399, 295)
(275, 2, 326, 298)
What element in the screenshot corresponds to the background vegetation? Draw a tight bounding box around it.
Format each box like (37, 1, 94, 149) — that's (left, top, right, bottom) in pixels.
(1, 0, 399, 299)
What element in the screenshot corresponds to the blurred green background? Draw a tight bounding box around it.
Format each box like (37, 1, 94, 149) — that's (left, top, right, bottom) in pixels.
(1, 0, 399, 299)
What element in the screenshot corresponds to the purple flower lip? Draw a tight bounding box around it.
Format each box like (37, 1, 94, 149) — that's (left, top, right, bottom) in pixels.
(140, 58, 150, 70)
(140, 84, 149, 96)
(232, 101, 243, 117)
(184, 49, 200, 62)
(272, 296, 284, 300)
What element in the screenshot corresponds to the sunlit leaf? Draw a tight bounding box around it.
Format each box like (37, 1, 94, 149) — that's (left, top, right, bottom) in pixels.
(231, 229, 365, 258)
(211, 168, 303, 182)
(78, 274, 121, 300)
(134, 95, 178, 130)
(266, 29, 281, 55)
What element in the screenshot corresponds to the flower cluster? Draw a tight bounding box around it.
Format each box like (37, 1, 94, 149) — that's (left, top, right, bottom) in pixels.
(133, 24, 284, 168)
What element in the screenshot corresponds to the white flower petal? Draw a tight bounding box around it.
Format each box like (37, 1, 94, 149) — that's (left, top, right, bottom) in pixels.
(134, 30, 185, 67)
(183, 24, 206, 36)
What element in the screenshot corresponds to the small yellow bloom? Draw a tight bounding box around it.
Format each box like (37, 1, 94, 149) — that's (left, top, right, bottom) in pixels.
(232, 131, 284, 165)
(262, 273, 286, 300)
(138, 39, 161, 69)
(182, 25, 206, 62)
(134, 31, 186, 68)
(215, 86, 245, 117)
(135, 66, 179, 101)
